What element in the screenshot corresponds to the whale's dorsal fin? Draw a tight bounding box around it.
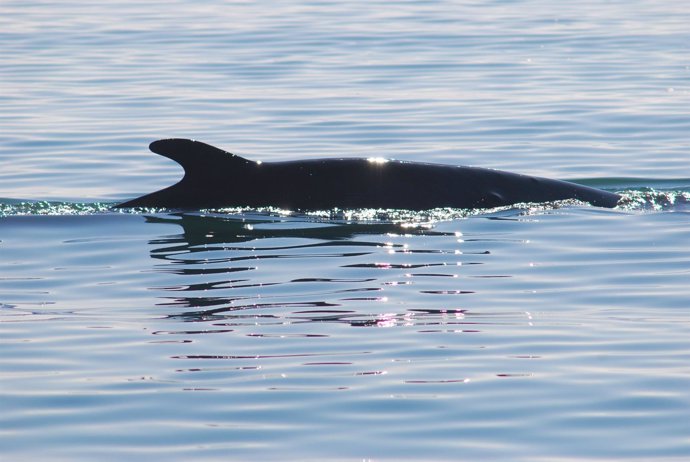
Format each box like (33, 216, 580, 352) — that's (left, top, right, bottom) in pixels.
(149, 138, 253, 181)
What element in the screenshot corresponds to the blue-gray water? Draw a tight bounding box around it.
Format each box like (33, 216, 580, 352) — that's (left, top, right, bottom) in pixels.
(1, 1, 690, 461)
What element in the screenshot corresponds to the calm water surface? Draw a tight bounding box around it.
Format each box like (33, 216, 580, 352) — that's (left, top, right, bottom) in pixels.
(2, 1, 690, 460)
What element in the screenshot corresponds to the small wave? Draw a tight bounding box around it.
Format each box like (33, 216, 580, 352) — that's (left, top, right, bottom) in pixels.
(0, 200, 115, 217)
(572, 177, 690, 211)
(0, 200, 586, 221)
(616, 189, 690, 211)
(1, 187, 688, 219)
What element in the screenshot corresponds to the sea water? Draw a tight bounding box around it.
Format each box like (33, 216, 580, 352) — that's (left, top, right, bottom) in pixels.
(2, 1, 690, 460)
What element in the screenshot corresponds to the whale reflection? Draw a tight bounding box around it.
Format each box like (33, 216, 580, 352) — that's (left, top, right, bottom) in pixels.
(143, 213, 495, 328)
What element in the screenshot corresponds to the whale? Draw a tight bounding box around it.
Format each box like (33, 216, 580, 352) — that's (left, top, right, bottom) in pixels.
(115, 138, 621, 210)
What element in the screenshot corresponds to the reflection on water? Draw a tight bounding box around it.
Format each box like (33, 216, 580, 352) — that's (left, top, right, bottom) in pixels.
(145, 212, 510, 329)
(3, 209, 690, 460)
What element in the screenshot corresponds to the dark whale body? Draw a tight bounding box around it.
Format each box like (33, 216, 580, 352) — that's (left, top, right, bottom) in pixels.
(115, 139, 620, 210)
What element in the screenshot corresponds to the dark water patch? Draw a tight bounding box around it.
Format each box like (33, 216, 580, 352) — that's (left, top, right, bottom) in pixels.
(419, 290, 475, 294)
(170, 301, 342, 319)
(291, 277, 376, 283)
(153, 329, 235, 335)
(573, 177, 690, 191)
(334, 287, 381, 293)
(343, 262, 470, 269)
(155, 279, 251, 291)
(405, 272, 458, 278)
(246, 333, 330, 338)
(173, 352, 371, 360)
(405, 379, 469, 384)
(410, 308, 468, 314)
(176, 366, 261, 372)
(156, 266, 256, 276)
